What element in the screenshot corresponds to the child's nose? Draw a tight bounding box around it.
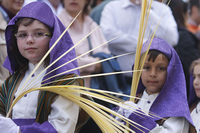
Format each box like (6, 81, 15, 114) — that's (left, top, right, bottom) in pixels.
(150, 69, 156, 77)
(26, 34, 34, 44)
(194, 78, 200, 86)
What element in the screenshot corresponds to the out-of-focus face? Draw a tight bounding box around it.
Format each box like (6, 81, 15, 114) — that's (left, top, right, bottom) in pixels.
(48, 0, 60, 8)
(193, 64, 200, 98)
(197, 9, 200, 24)
(141, 54, 169, 95)
(191, 5, 200, 25)
(63, 0, 86, 16)
(1, 0, 24, 15)
(16, 20, 51, 65)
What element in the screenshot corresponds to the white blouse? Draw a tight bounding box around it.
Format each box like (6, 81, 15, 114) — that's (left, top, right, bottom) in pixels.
(191, 102, 200, 133)
(12, 63, 80, 133)
(137, 90, 189, 133)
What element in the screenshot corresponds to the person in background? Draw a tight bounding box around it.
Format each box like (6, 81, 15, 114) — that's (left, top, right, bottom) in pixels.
(59, 0, 110, 88)
(100, 0, 178, 88)
(0, 0, 24, 85)
(91, 0, 103, 8)
(41, 0, 63, 16)
(187, 0, 200, 34)
(187, 0, 200, 55)
(169, 0, 200, 99)
(90, 0, 113, 25)
(188, 59, 200, 133)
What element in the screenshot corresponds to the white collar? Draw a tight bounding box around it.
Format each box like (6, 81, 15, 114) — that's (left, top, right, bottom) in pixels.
(142, 89, 159, 101)
(196, 102, 200, 114)
(28, 62, 45, 75)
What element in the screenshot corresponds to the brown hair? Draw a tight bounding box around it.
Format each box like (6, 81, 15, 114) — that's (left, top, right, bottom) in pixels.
(11, 18, 51, 73)
(168, 0, 188, 27)
(83, 0, 92, 15)
(147, 50, 169, 62)
(190, 58, 200, 73)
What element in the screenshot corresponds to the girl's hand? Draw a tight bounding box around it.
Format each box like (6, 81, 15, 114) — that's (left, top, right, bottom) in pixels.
(114, 101, 141, 122)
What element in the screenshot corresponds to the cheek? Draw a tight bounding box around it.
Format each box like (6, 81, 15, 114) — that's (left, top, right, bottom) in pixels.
(141, 71, 148, 78)
(64, 1, 70, 9)
(141, 72, 147, 82)
(160, 72, 167, 83)
(40, 40, 50, 54)
(17, 42, 23, 53)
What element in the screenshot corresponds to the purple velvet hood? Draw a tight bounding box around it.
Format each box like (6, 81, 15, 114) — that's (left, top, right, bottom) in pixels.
(136, 38, 193, 124)
(3, 2, 80, 83)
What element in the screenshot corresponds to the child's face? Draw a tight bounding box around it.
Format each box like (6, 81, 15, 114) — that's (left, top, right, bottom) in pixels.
(64, 0, 86, 15)
(193, 64, 200, 98)
(16, 20, 51, 65)
(141, 54, 169, 95)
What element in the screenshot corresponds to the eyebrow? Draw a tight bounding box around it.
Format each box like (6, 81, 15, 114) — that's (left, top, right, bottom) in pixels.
(18, 28, 47, 32)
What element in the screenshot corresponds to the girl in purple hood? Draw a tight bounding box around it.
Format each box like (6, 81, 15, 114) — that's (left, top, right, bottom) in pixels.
(0, 1, 87, 133)
(115, 38, 193, 133)
(188, 59, 200, 132)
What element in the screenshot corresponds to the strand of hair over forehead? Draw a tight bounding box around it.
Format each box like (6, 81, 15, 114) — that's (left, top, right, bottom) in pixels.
(7, 0, 171, 132)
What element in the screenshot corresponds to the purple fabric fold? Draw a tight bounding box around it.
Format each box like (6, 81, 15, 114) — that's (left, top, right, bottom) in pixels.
(128, 110, 157, 133)
(134, 38, 193, 125)
(13, 119, 35, 126)
(13, 119, 57, 133)
(3, 1, 80, 84)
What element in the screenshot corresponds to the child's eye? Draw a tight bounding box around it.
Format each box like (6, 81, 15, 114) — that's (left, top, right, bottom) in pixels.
(193, 75, 196, 79)
(18, 33, 27, 38)
(158, 67, 166, 71)
(143, 66, 149, 70)
(34, 32, 44, 37)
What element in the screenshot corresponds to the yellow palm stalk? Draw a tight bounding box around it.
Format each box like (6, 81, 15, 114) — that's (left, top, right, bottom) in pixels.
(130, 0, 171, 101)
(8, 84, 153, 132)
(130, 0, 153, 102)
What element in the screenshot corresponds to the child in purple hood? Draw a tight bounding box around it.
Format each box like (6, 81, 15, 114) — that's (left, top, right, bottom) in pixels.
(115, 38, 193, 133)
(0, 1, 87, 133)
(188, 59, 200, 132)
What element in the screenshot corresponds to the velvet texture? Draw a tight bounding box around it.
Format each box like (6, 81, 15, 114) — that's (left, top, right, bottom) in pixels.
(13, 119, 57, 133)
(128, 109, 157, 133)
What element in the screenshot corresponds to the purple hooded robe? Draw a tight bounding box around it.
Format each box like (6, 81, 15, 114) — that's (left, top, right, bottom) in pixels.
(136, 38, 193, 124)
(2, 1, 81, 133)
